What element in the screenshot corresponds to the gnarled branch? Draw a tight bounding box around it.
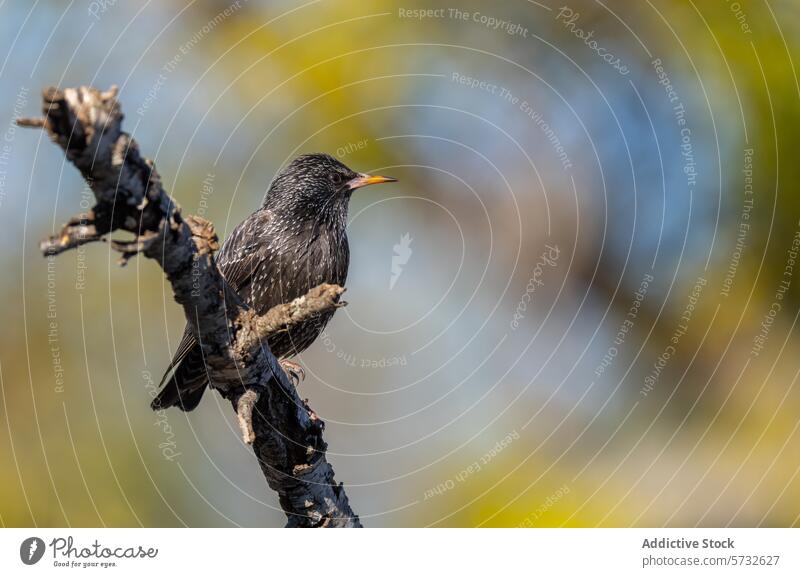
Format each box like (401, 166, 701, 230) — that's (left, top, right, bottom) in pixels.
(21, 85, 361, 528)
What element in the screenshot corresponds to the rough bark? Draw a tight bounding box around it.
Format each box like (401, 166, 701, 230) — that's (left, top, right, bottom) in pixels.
(21, 85, 361, 528)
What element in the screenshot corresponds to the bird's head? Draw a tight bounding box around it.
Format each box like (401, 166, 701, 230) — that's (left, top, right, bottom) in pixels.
(264, 153, 396, 223)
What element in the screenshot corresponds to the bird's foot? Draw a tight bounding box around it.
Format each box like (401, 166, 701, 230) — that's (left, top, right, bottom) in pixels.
(279, 359, 305, 386)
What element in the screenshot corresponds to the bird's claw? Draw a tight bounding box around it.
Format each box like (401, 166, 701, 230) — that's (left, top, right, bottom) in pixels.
(279, 359, 305, 386)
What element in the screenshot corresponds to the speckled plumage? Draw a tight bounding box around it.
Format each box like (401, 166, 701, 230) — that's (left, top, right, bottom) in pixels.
(152, 153, 393, 411)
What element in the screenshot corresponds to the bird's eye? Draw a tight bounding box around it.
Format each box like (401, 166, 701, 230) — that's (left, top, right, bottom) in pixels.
(330, 172, 345, 185)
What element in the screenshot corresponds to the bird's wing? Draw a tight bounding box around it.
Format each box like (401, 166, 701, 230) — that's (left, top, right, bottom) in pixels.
(216, 209, 273, 292)
(159, 210, 272, 388)
(158, 325, 196, 387)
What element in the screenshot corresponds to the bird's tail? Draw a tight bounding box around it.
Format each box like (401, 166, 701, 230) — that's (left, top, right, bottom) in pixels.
(152, 331, 208, 412)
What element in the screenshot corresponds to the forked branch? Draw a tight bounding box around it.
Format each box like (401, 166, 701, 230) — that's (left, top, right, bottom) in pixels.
(21, 85, 360, 528)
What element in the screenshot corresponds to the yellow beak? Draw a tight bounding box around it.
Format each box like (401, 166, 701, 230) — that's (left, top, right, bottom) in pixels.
(346, 173, 398, 190)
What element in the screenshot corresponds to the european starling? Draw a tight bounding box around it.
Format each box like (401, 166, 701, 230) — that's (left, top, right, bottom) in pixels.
(152, 153, 396, 411)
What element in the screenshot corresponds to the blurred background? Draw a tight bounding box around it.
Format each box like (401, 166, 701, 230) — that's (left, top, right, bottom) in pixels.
(1, 0, 799, 527)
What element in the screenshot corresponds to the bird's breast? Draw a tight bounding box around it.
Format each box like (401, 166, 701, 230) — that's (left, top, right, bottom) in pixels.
(250, 225, 348, 313)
